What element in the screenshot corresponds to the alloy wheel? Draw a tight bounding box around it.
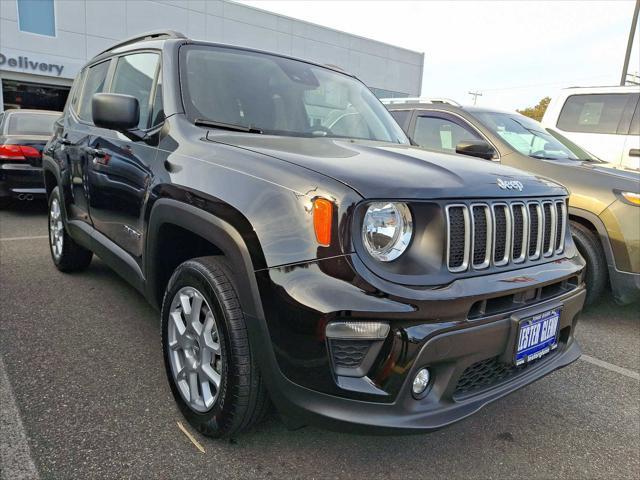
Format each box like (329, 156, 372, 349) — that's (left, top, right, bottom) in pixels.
(49, 197, 64, 260)
(168, 287, 223, 412)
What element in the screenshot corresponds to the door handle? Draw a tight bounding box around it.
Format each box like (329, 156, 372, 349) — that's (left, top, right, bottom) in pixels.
(85, 147, 106, 158)
(629, 149, 640, 158)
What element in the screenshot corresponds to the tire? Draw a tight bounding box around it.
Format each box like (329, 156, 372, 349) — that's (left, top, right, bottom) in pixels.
(571, 220, 607, 306)
(161, 256, 269, 438)
(48, 186, 93, 272)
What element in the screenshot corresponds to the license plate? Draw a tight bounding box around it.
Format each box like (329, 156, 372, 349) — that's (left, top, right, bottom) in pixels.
(515, 308, 560, 366)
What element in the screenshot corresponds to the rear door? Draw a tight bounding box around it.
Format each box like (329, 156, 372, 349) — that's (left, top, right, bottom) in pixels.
(554, 93, 638, 166)
(64, 60, 111, 224)
(86, 51, 162, 258)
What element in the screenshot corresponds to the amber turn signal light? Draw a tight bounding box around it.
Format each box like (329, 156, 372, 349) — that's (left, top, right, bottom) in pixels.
(313, 198, 333, 246)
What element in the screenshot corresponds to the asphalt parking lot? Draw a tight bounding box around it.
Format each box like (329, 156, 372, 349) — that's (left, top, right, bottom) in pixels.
(1, 201, 639, 480)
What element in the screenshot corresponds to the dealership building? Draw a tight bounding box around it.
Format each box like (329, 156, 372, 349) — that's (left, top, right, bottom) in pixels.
(0, 0, 424, 112)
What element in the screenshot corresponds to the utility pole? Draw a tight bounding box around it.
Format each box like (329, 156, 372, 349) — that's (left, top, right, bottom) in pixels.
(621, 0, 640, 86)
(468, 91, 483, 105)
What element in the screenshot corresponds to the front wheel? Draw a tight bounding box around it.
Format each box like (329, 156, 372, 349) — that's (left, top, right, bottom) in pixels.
(48, 187, 93, 272)
(161, 256, 269, 437)
(570, 220, 607, 306)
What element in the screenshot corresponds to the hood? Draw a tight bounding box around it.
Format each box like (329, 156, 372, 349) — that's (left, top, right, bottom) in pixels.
(574, 161, 640, 182)
(206, 133, 567, 199)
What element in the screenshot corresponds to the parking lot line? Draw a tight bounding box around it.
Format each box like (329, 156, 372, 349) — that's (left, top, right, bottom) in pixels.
(0, 236, 48, 242)
(580, 354, 640, 381)
(0, 356, 40, 480)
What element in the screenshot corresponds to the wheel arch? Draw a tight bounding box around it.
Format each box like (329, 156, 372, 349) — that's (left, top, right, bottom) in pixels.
(145, 197, 267, 322)
(568, 207, 614, 268)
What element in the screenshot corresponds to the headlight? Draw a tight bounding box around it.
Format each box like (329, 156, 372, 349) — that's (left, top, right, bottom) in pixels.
(617, 191, 640, 206)
(362, 202, 413, 261)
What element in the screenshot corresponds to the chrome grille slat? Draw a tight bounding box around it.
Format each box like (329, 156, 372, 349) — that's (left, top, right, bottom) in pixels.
(554, 200, 566, 254)
(446, 197, 567, 273)
(445, 204, 470, 272)
(492, 203, 511, 266)
(510, 202, 528, 263)
(527, 202, 543, 260)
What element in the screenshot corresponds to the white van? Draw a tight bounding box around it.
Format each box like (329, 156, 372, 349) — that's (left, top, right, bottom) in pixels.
(542, 86, 640, 170)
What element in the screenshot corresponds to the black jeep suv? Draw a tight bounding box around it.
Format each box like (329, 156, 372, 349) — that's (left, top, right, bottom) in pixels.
(44, 31, 586, 437)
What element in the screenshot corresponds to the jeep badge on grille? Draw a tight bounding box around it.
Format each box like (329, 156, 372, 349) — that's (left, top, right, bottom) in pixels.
(497, 178, 524, 191)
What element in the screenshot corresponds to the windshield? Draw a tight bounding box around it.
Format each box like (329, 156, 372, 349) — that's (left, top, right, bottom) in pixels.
(7, 112, 59, 135)
(475, 111, 591, 161)
(180, 45, 409, 143)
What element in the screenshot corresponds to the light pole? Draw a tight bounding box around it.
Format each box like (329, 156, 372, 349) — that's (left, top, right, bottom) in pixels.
(621, 0, 640, 86)
(468, 91, 483, 105)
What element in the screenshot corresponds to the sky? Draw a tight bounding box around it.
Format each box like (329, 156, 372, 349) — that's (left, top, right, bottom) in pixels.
(239, 0, 640, 111)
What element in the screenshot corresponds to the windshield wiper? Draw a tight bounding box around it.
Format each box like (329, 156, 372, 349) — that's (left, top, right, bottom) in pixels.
(530, 154, 562, 160)
(194, 118, 263, 134)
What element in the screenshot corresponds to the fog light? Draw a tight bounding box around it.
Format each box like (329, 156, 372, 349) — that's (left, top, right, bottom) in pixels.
(412, 368, 430, 397)
(325, 321, 390, 339)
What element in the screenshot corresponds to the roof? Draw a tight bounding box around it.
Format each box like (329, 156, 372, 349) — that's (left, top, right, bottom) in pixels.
(91, 30, 358, 78)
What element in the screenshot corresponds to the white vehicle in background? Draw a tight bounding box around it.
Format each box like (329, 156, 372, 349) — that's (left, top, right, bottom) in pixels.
(542, 86, 640, 170)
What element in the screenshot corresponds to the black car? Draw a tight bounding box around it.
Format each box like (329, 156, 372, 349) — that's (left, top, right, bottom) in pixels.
(0, 109, 60, 204)
(43, 31, 586, 437)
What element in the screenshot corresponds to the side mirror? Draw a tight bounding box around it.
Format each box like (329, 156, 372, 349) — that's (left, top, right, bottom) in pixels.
(455, 140, 496, 160)
(92, 93, 139, 131)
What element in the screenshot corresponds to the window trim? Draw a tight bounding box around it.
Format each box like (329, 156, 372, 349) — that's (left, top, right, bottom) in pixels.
(410, 109, 501, 161)
(16, 0, 57, 38)
(556, 93, 637, 136)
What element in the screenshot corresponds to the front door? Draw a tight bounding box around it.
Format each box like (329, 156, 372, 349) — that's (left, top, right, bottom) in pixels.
(86, 52, 162, 259)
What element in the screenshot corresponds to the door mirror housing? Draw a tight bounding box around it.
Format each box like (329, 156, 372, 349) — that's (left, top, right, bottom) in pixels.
(455, 140, 496, 160)
(92, 93, 139, 131)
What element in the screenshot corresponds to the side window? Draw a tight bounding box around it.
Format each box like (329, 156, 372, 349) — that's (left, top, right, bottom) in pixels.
(413, 115, 482, 154)
(557, 94, 631, 134)
(78, 61, 111, 122)
(389, 110, 410, 129)
(110, 53, 159, 130)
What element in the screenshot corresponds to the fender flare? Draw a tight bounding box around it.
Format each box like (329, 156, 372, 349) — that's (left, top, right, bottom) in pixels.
(145, 198, 266, 322)
(568, 206, 615, 268)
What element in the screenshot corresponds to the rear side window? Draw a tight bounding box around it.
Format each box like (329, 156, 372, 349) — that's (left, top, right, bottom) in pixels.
(557, 94, 631, 134)
(7, 113, 59, 135)
(78, 61, 111, 122)
(110, 53, 160, 130)
(389, 110, 410, 129)
(413, 115, 482, 154)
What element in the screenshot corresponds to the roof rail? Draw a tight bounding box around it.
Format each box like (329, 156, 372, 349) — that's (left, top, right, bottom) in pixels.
(96, 30, 187, 56)
(380, 97, 461, 107)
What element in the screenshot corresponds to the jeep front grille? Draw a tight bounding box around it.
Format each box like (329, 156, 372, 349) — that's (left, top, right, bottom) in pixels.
(445, 198, 567, 273)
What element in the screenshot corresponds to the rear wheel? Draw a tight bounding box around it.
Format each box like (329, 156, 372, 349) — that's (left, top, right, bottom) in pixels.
(161, 256, 269, 437)
(571, 220, 607, 306)
(48, 187, 93, 272)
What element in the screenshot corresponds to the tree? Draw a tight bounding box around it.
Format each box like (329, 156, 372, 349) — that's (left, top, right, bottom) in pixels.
(517, 97, 551, 122)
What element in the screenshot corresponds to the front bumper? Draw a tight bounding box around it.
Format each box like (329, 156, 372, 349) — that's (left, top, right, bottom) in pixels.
(608, 268, 640, 304)
(0, 163, 46, 198)
(252, 254, 585, 433)
(599, 200, 640, 304)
